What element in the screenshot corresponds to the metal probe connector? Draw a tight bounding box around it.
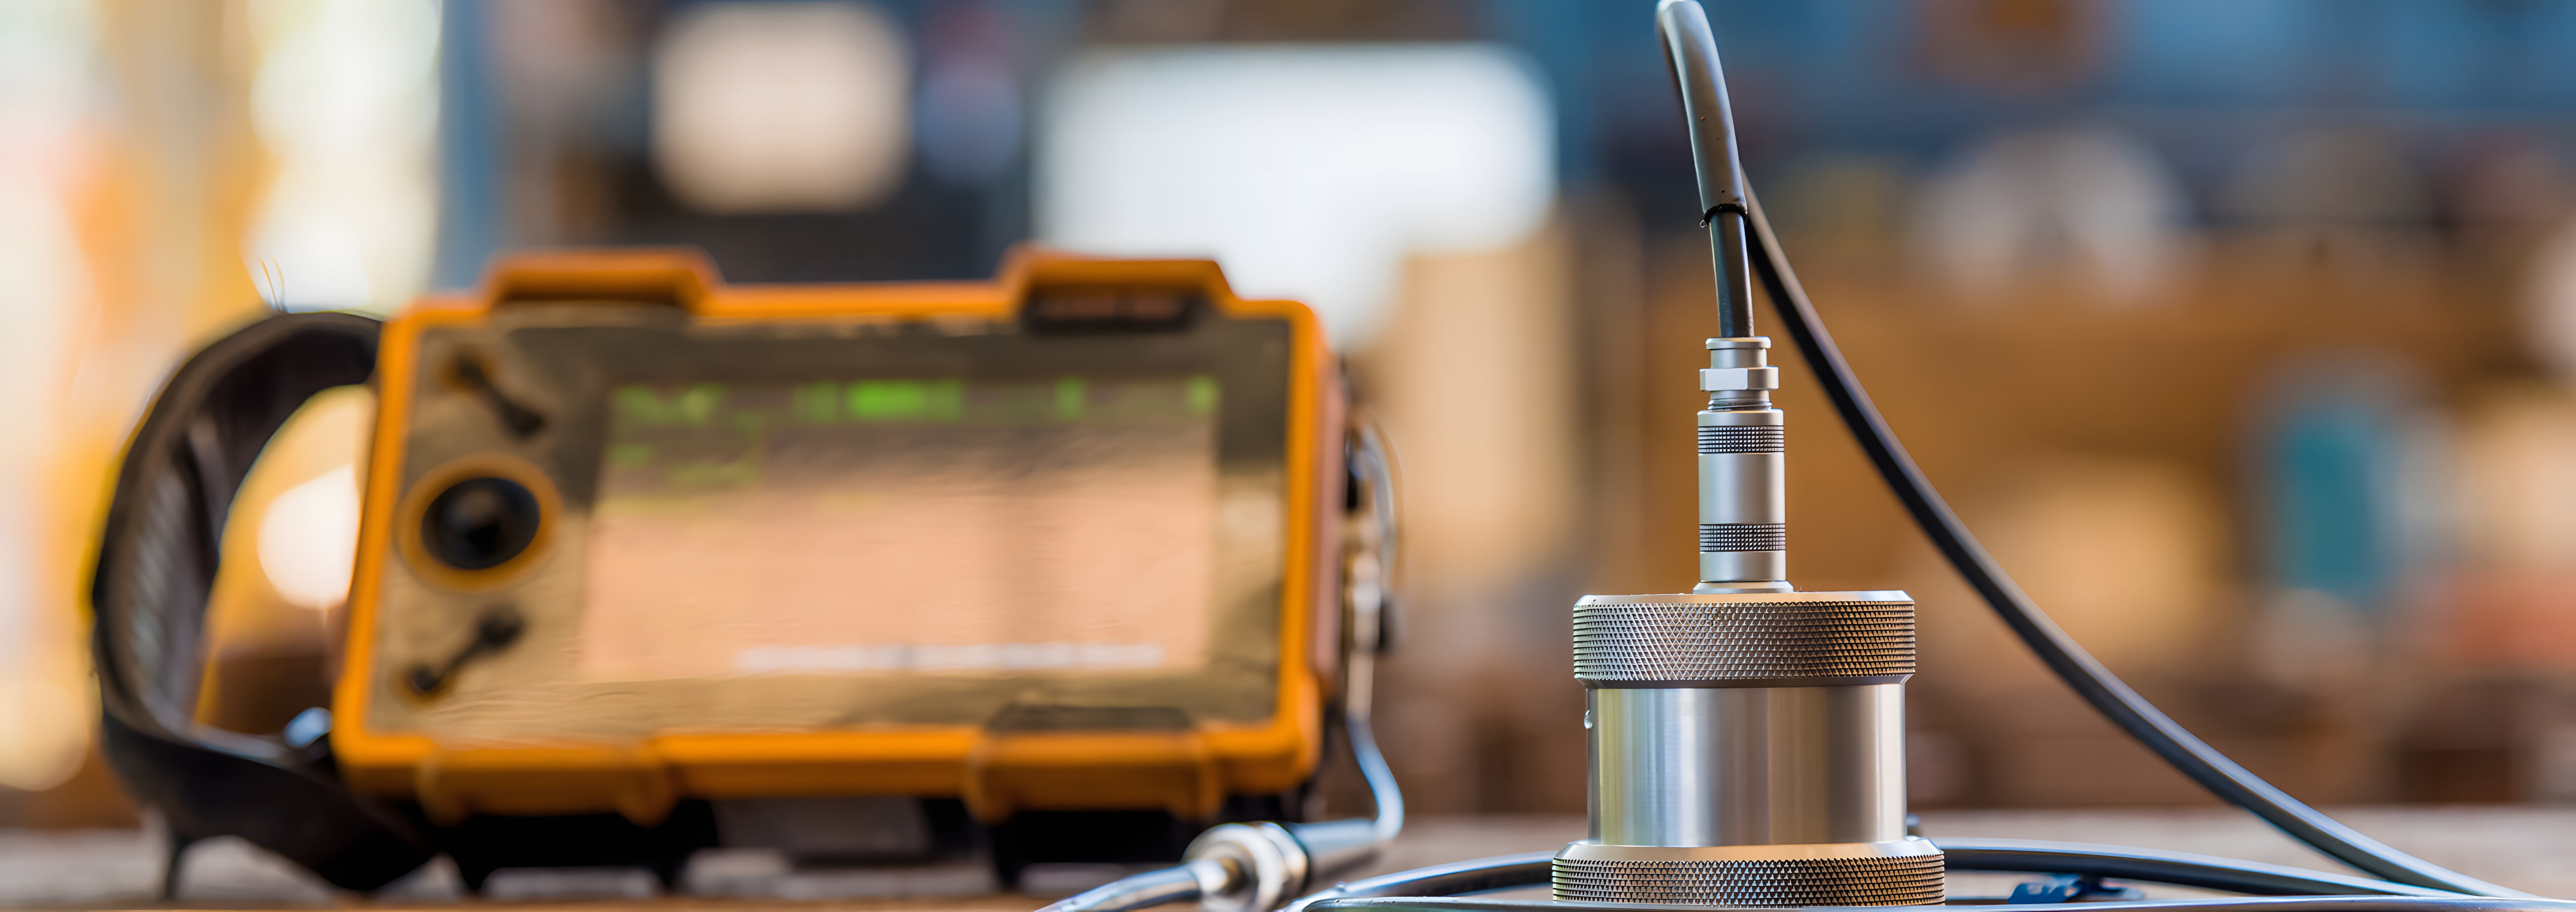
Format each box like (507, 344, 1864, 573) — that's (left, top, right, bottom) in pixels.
(1696, 337, 1785, 592)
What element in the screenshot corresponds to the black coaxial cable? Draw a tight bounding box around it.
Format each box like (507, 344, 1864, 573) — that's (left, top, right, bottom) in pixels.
(1737, 186, 2523, 899)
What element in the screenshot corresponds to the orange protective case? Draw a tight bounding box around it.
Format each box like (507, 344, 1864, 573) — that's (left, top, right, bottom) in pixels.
(332, 248, 1344, 827)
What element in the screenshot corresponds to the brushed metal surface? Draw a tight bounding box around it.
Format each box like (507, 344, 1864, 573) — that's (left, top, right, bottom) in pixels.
(1697, 452, 1784, 525)
(1697, 550, 1784, 582)
(1587, 684, 1907, 847)
(1695, 407, 1782, 427)
(1698, 366, 1780, 391)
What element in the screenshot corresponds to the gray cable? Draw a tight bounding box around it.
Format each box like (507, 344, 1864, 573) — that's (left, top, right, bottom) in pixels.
(1284, 852, 1557, 912)
(1344, 418, 1405, 845)
(1043, 860, 1235, 912)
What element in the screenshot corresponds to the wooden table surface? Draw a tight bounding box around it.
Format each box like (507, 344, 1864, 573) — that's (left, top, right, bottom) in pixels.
(2, 808, 2568, 908)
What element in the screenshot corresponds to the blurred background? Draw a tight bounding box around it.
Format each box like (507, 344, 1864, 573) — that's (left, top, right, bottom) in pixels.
(11, 0, 2576, 837)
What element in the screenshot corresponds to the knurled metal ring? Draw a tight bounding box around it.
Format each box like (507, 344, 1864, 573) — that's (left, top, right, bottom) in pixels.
(1573, 591, 1915, 685)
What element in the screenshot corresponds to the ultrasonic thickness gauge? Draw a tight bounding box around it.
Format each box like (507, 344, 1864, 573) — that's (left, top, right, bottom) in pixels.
(342, 248, 1341, 822)
(91, 247, 1386, 893)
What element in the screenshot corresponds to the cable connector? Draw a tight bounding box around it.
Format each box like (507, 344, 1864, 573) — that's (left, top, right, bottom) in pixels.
(1697, 338, 1786, 589)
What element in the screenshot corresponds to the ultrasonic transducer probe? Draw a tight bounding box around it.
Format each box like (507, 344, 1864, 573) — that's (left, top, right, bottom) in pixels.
(1545, 2, 1938, 904)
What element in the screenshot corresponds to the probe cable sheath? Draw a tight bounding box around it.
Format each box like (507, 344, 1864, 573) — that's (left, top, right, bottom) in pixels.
(1738, 187, 2526, 900)
(1281, 845, 2576, 911)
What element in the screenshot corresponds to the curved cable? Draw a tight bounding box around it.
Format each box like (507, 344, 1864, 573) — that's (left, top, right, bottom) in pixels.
(1345, 418, 1405, 843)
(1935, 839, 2467, 898)
(1738, 187, 2524, 899)
(1344, 708, 1403, 845)
(1284, 852, 1556, 912)
(1041, 859, 1235, 912)
(1654, 0, 1755, 338)
(1301, 896, 2576, 912)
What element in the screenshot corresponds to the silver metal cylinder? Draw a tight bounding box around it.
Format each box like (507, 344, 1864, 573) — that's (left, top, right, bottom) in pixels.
(1698, 338, 1784, 587)
(1589, 685, 1904, 847)
(1553, 591, 1942, 906)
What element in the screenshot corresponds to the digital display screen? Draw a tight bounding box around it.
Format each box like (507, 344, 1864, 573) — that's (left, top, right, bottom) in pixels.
(578, 374, 1223, 682)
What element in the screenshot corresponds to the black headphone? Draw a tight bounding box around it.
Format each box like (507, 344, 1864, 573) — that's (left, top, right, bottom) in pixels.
(88, 312, 433, 894)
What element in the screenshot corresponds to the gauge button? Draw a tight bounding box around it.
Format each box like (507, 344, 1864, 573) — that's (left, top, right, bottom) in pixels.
(421, 477, 541, 570)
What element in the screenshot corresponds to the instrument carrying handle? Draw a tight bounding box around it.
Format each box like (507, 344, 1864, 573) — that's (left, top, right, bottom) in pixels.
(89, 311, 431, 892)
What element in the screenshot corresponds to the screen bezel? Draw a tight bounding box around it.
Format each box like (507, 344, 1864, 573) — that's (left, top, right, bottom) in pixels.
(333, 253, 1336, 821)
(428, 308, 1290, 729)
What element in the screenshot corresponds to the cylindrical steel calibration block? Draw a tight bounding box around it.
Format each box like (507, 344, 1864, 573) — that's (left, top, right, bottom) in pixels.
(1551, 590, 1944, 906)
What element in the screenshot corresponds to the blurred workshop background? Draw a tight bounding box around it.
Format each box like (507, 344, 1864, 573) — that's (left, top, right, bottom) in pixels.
(9, 0, 2576, 837)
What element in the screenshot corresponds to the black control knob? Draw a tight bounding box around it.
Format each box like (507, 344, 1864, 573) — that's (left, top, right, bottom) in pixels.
(421, 477, 540, 570)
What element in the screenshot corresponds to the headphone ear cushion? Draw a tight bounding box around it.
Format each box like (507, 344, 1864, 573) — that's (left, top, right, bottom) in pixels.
(90, 312, 432, 892)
